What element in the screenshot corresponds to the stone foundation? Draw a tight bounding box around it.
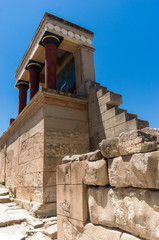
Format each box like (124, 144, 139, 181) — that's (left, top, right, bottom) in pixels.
(56, 129, 159, 240)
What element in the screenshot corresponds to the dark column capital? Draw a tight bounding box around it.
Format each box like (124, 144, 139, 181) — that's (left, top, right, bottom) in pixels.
(40, 31, 63, 47)
(16, 80, 29, 89)
(26, 60, 44, 72)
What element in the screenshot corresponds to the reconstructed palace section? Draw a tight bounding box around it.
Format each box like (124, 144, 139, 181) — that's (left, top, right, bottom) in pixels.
(0, 13, 150, 219)
(0, 89, 89, 216)
(57, 130, 159, 240)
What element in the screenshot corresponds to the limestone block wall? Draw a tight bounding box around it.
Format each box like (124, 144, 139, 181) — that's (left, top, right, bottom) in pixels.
(0, 144, 6, 184)
(0, 89, 90, 216)
(43, 103, 90, 205)
(56, 129, 159, 240)
(0, 106, 45, 201)
(88, 82, 149, 150)
(17, 108, 44, 203)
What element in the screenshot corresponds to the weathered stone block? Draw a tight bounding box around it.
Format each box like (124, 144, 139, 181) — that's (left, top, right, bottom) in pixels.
(84, 159, 109, 186)
(99, 137, 120, 158)
(57, 184, 88, 224)
(71, 161, 88, 185)
(119, 130, 157, 155)
(121, 233, 142, 240)
(99, 130, 157, 158)
(56, 163, 71, 185)
(63, 150, 102, 163)
(88, 186, 159, 240)
(108, 151, 159, 189)
(43, 185, 56, 203)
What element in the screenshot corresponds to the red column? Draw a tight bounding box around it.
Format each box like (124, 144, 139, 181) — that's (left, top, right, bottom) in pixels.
(45, 43, 57, 89)
(26, 60, 43, 100)
(9, 118, 15, 126)
(41, 32, 63, 90)
(16, 81, 29, 114)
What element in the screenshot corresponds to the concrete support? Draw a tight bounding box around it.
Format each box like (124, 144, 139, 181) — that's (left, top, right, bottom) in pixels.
(41, 31, 63, 90)
(16, 80, 29, 114)
(26, 60, 43, 100)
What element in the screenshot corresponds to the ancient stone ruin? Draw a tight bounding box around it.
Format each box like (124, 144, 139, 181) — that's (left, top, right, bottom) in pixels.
(0, 12, 158, 240)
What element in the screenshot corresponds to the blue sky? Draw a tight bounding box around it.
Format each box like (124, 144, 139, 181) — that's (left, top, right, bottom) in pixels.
(0, 0, 159, 136)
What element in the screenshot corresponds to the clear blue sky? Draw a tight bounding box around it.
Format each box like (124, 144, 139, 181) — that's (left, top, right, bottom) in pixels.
(0, 0, 159, 136)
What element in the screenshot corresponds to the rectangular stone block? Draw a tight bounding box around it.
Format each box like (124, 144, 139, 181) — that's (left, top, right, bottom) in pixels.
(84, 160, 109, 186)
(57, 184, 88, 223)
(56, 163, 71, 185)
(57, 215, 85, 240)
(100, 130, 158, 158)
(16, 186, 43, 202)
(43, 171, 56, 187)
(114, 119, 137, 136)
(103, 112, 127, 130)
(43, 185, 56, 203)
(71, 161, 88, 185)
(44, 157, 62, 171)
(108, 151, 159, 189)
(88, 186, 159, 240)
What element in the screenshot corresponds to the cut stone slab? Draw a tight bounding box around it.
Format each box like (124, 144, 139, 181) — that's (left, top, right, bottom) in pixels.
(0, 189, 9, 196)
(0, 223, 29, 240)
(0, 232, 26, 240)
(88, 186, 159, 240)
(62, 150, 102, 163)
(84, 159, 109, 186)
(99, 130, 157, 158)
(26, 232, 51, 240)
(43, 216, 57, 227)
(27, 217, 44, 228)
(60, 221, 122, 240)
(43, 224, 57, 238)
(119, 130, 157, 155)
(0, 195, 11, 203)
(121, 233, 143, 240)
(108, 151, 159, 189)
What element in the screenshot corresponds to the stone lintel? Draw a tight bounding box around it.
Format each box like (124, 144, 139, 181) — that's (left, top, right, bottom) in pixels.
(0, 88, 87, 145)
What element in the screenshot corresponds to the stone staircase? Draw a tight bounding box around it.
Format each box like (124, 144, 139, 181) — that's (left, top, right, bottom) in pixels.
(0, 185, 57, 240)
(88, 82, 149, 150)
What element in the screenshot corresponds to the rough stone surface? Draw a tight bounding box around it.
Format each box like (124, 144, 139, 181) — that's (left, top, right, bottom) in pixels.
(58, 220, 142, 240)
(84, 159, 109, 186)
(108, 151, 159, 188)
(99, 130, 157, 158)
(0, 185, 57, 240)
(121, 233, 143, 240)
(142, 127, 159, 140)
(88, 186, 159, 240)
(63, 150, 102, 163)
(99, 137, 120, 158)
(119, 130, 157, 155)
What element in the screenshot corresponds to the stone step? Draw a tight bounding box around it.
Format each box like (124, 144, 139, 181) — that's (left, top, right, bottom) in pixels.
(96, 87, 108, 98)
(0, 189, 9, 196)
(137, 119, 149, 129)
(0, 195, 11, 203)
(43, 223, 57, 239)
(126, 112, 138, 121)
(98, 91, 123, 107)
(0, 232, 26, 240)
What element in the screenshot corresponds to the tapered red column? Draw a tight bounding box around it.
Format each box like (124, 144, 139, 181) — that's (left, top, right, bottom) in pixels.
(45, 43, 57, 89)
(16, 80, 29, 114)
(41, 31, 63, 89)
(26, 60, 43, 100)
